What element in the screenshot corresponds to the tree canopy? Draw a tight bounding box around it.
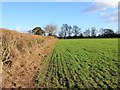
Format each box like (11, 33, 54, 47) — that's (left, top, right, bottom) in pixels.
(44, 24, 57, 36)
(28, 24, 119, 38)
(31, 27, 45, 35)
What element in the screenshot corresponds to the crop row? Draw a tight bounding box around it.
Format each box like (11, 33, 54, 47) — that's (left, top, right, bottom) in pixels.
(36, 39, 119, 88)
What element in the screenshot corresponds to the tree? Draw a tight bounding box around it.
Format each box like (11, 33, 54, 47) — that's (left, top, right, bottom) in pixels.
(61, 24, 69, 38)
(32, 27, 45, 35)
(72, 25, 81, 37)
(102, 29, 115, 37)
(44, 24, 57, 36)
(79, 32, 84, 38)
(67, 26, 73, 37)
(116, 31, 120, 37)
(28, 30, 32, 34)
(58, 30, 65, 38)
(83, 29, 90, 37)
(99, 28, 104, 35)
(91, 27, 97, 37)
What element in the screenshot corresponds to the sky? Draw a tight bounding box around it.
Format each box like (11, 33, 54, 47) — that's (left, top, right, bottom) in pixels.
(1, 0, 119, 33)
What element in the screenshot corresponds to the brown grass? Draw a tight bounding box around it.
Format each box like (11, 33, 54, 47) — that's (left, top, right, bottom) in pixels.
(0, 28, 57, 88)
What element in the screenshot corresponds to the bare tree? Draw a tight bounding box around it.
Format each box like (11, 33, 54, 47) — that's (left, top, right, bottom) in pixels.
(28, 30, 32, 34)
(99, 28, 104, 35)
(83, 29, 90, 37)
(44, 24, 57, 36)
(91, 27, 97, 37)
(58, 30, 65, 38)
(72, 25, 81, 36)
(61, 24, 69, 38)
(67, 26, 73, 37)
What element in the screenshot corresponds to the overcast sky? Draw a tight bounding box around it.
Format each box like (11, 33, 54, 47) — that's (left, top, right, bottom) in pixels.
(1, 0, 119, 33)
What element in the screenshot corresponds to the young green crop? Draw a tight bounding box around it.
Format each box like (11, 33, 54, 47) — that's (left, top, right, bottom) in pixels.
(36, 38, 119, 88)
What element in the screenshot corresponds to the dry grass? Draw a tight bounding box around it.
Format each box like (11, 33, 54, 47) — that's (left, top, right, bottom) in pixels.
(0, 28, 57, 88)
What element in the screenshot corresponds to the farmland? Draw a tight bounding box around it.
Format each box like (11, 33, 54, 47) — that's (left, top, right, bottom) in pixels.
(36, 38, 119, 88)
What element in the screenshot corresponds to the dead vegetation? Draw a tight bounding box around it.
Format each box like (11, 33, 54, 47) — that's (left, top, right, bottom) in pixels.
(0, 28, 57, 88)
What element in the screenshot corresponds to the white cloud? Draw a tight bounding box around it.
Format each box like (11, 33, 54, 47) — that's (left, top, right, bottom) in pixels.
(15, 26, 27, 33)
(101, 10, 118, 22)
(83, 1, 118, 13)
(15, 26, 21, 32)
(83, 0, 119, 22)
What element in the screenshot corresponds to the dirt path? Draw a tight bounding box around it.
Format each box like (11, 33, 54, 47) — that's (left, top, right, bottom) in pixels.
(2, 38, 57, 88)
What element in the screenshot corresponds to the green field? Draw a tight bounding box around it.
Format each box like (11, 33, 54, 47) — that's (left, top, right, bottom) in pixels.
(36, 38, 119, 88)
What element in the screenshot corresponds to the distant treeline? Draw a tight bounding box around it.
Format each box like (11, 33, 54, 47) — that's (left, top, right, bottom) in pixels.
(28, 23, 120, 38)
(58, 24, 119, 39)
(58, 30, 120, 39)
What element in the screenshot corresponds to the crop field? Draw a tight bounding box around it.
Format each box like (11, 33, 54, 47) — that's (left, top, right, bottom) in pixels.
(36, 38, 119, 88)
